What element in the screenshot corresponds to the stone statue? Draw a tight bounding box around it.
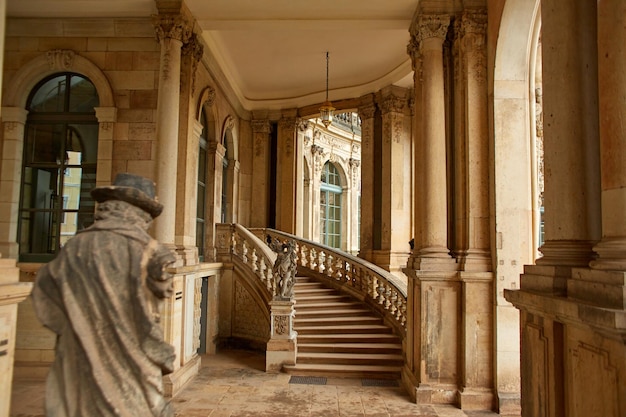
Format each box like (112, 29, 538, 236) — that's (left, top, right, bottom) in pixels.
(267, 236, 297, 299)
(32, 173, 177, 417)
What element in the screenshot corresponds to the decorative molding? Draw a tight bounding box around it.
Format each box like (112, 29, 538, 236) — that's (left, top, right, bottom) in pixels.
(46, 49, 75, 70)
(182, 33, 204, 96)
(358, 104, 376, 120)
(380, 95, 406, 114)
(251, 119, 271, 134)
(153, 14, 193, 44)
(410, 15, 451, 44)
(273, 315, 288, 335)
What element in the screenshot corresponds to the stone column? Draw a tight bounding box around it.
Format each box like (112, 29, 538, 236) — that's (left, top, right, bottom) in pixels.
(532, 0, 601, 271)
(0, 108, 28, 259)
(592, 0, 626, 271)
(276, 113, 298, 234)
(153, 15, 191, 245)
(357, 95, 376, 261)
(373, 86, 412, 276)
(251, 119, 272, 228)
(408, 15, 455, 270)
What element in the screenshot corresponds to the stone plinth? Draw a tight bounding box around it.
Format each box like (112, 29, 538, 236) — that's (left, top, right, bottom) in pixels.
(0, 257, 32, 417)
(266, 298, 296, 373)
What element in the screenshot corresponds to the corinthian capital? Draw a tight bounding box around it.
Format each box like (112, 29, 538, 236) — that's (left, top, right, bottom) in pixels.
(410, 15, 450, 43)
(460, 10, 487, 36)
(153, 14, 193, 43)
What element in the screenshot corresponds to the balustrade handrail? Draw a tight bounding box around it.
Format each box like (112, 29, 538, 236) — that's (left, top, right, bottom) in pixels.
(252, 228, 407, 336)
(215, 223, 278, 300)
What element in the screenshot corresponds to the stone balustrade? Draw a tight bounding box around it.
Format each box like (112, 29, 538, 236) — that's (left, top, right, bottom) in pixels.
(261, 228, 407, 336)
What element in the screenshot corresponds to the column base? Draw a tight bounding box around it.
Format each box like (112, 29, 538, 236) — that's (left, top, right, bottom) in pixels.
(163, 354, 201, 398)
(591, 237, 626, 271)
(457, 249, 492, 272)
(537, 240, 597, 267)
(497, 391, 521, 417)
(408, 247, 458, 271)
(458, 387, 495, 411)
(414, 383, 458, 405)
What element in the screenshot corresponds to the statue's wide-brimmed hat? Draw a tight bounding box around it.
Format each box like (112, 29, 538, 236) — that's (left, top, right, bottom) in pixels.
(91, 173, 163, 218)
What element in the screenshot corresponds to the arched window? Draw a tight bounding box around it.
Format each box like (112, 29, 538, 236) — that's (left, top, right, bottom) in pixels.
(19, 73, 99, 262)
(320, 161, 342, 248)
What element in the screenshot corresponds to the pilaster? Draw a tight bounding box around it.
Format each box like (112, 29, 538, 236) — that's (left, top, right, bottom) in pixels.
(373, 86, 412, 276)
(250, 119, 272, 228)
(0, 108, 28, 259)
(592, 0, 626, 271)
(0, 256, 32, 417)
(357, 94, 376, 262)
(275, 112, 298, 234)
(456, 10, 491, 272)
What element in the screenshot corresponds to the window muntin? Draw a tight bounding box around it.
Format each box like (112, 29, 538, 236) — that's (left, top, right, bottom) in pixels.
(320, 162, 342, 249)
(19, 73, 99, 262)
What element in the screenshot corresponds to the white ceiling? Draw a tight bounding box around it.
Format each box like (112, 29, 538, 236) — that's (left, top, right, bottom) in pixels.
(6, 0, 419, 111)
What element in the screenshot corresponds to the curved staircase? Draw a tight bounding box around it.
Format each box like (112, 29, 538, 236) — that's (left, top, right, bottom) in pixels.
(283, 275, 403, 380)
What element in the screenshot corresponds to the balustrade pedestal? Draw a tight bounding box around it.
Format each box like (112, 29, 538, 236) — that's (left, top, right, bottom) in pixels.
(266, 298, 297, 373)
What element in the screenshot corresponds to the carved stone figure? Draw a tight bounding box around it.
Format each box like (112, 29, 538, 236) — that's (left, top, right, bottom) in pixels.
(32, 173, 176, 417)
(267, 236, 297, 299)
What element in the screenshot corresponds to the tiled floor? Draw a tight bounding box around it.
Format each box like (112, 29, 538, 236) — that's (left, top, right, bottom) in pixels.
(10, 349, 501, 417)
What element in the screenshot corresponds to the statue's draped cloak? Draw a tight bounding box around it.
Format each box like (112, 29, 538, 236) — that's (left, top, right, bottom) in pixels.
(32, 219, 175, 417)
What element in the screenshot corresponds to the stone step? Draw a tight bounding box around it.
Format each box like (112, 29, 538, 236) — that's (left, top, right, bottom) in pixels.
(294, 301, 364, 311)
(296, 352, 404, 366)
(295, 324, 393, 335)
(282, 363, 401, 379)
(296, 333, 401, 344)
(295, 307, 372, 318)
(298, 342, 402, 355)
(293, 287, 338, 296)
(295, 294, 352, 304)
(294, 315, 382, 327)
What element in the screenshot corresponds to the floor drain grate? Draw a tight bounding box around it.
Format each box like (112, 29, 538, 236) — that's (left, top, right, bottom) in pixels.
(361, 379, 399, 387)
(289, 376, 327, 385)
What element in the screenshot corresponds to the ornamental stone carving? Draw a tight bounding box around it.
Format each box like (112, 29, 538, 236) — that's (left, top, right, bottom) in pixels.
(410, 15, 451, 43)
(273, 315, 289, 335)
(46, 49, 75, 70)
(153, 14, 193, 43)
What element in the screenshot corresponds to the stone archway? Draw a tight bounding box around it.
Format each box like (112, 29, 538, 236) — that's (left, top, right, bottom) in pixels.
(0, 50, 116, 258)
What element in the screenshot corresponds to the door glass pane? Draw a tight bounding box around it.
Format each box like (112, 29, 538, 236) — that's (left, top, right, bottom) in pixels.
(29, 75, 67, 113)
(68, 75, 99, 112)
